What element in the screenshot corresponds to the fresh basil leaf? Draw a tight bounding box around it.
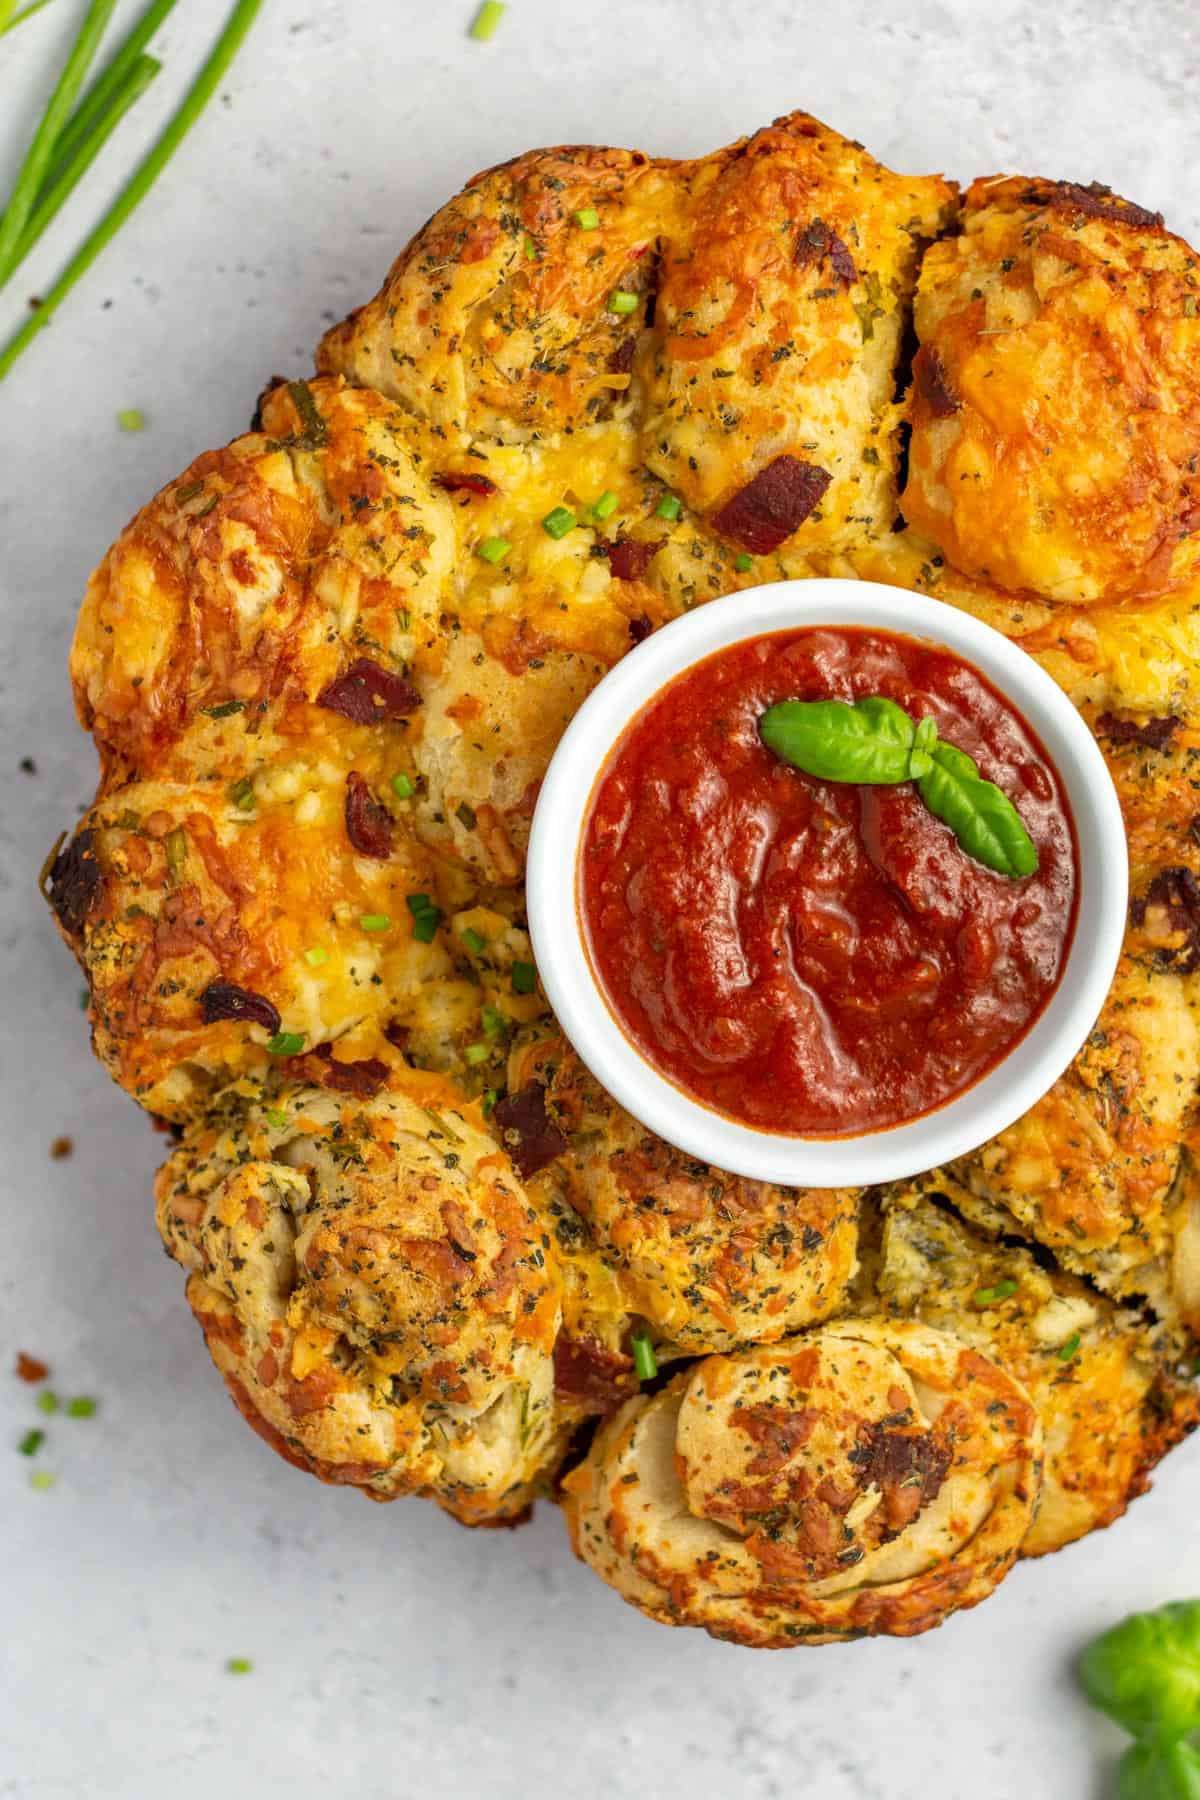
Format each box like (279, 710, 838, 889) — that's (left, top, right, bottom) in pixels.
(917, 740, 1039, 878)
(758, 696, 915, 784)
(1117, 1741, 1200, 1800)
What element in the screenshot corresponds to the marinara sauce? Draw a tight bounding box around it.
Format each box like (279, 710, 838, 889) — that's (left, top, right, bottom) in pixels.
(579, 628, 1078, 1137)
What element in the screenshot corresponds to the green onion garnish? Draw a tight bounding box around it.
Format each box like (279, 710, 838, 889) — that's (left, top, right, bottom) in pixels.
(266, 1031, 305, 1057)
(522, 234, 537, 260)
(573, 208, 599, 231)
(406, 892, 433, 917)
(163, 825, 187, 875)
(481, 1004, 507, 1037)
(592, 489, 619, 521)
(461, 927, 487, 953)
(468, 0, 504, 39)
(541, 505, 576, 539)
(391, 772, 415, 799)
(303, 945, 329, 968)
(735, 552, 753, 572)
(264, 1108, 289, 1129)
(608, 290, 639, 315)
(464, 1042, 491, 1065)
(36, 1390, 58, 1414)
(29, 1470, 56, 1491)
(456, 801, 477, 829)
(117, 408, 145, 432)
(359, 913, 391, 933)
(0, 0, 266, 382)
(482, 1087, 498, 1115)
(18, 1428, 44, 1456)
(655, 493, 682, 521)
(226, 1657, 253, 1675)
(1, 0, 58, 37)
(511, 960, 537, 995)
(631, 1331, 657, 1381)
(477, 536, 511, 564)
(973, 1279, 1018, 1307)
(406, 892, 442, 943)
(66, 1396, 96, 1418)
(227, 776, 255, 810)
(1058, 1331, 1082, 1361)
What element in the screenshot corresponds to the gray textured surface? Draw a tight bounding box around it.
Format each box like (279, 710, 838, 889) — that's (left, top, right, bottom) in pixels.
(3, 2, 1200, 1796)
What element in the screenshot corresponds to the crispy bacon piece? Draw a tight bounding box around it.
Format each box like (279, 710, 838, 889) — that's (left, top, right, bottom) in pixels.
(711, 455, 832, 554)
(492, 1082, 568, 1179)
(434, 469, 498, 497)
(44, 829, 100, 936)
(607, 337, 637, 375)
(1131, 867, 1200, 972)
(607, 538, 661, 582)
(794, 217, 857, 287)
(318, 1055, 390, 1098)
(316, 658, 420, 724)
(553, 1336, 637, 1413)
(15, 1352, 49, 1384)
(913, 345, 959, 418)
(384, 1021, 410, 1052)
(344, 770, 394, 859)
(200, 981, 282, 1035)
(628, 615, 653, 645)
(860, 1422, 952, 1529)
(1096, 712, 1180, 751)
(1035, 179, 1164, 231)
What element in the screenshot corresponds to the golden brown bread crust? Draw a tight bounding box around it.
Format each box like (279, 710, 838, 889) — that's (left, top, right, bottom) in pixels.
(45, 112, 1200, 1639)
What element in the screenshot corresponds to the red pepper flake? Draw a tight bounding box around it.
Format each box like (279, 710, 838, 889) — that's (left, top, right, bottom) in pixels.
(912, 346, 960, 419)
(344, 771, 394, 859)
(316, 658, 420, 724)
(15, 1352, 50, 1384)
(434, 470, 498, 497)
(200, 981, 282, 1036)
(607, 538, 661, 582)
(712, 455, 832, 554)
(492, 1083, 567, 1179)
(794, 217, 857, 287)
(553, 1335, 637, 1413)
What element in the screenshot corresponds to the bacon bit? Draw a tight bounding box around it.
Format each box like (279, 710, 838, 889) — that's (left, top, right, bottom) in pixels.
(200, 981, 282, 1035)
(435, 470, 498, 497)
(1034, 179, 1164, 231)
(318, 1055, 389, 1098)
(913, 345, 960, 418)
(628, 615, 653, 644)
(492, 1083, 568, 1179)
(15, 1352, 49, 1384)
(607, 337, 637, 375)
(344, 771, 394, 859)
(316, 658, 421, 724)
(1096, 712, 1180, 751)
(553, 1336, 637, 1412)
(794, 217, 857, 287)
(384, 1021, 411, 1052)
(607, 538, 661, 582)
(1131, 867, 1200, 972)
(712, 456, 832, 554)
(43, 829, 100, 936)
(860, 1423, 952, 1531)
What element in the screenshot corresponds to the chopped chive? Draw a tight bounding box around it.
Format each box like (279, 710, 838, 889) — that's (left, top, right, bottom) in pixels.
(29, 1470, 56, 1491)
(0, 0, 118, 289)
(464, 1042, 491, 1065)
(511, 960, 537, 995)
(573, 208, 600, 231)
(541, 505, 576, 539)
(461, 926, 487, 954)
(406, 892, 434, 918)
(163, 825, 187, 875)
(227, 776, 255, 810)
(65, 1396, 97, 1418)
(18, 1428, 44, 1456)
(359, 913, 391, 933)
(0, 0, 267, 382)
(117, 407, 145, 432)
(522, 234, 537, 260)
(608, 290, 639, 315)
(734, 552, 753, 573)
(264, 1108, 289, 1129)
(411, 910, 440, 944)
(973, 1279, 1018, 1307)
(481, 1004, 508, 1037)
(1058, 1331, 1082, 1361)
(390, 772, 415, 799)
(226, 1657, 253, 1674)
(468, 0, 504, 39)
(655, 493, 682, 521)
(456, 801, 477, 829)
(482, 1087, 498, 1115)
(36, 1390, 58, 1415)
(477, 536, 511, 564)
(266, 1031, 305, 1057)
(303, 945, 329, 968)
(1, 0, 58, 36)
(49, 0, 177, 174)
(631, 1330, 657, 1381)
(592, 489, 619, 521)
(202, 697, 242, 718)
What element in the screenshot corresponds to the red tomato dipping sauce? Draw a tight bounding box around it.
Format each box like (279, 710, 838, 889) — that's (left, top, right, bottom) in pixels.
(578, 628, 1079, 1137)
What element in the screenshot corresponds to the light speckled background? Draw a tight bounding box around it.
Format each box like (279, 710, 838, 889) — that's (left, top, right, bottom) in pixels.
(3, 3, 1200, 1796)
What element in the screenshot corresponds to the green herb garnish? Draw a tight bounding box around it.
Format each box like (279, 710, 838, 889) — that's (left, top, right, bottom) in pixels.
(573, 208, 599, 230)
(1081, 1601, 1200, 1798)
(359, 913, 391, 933)
(511, 960, 537, 995)
(655, 493, 682, 521)
(163, 825, 187, 876)
(456, 801, 477, 829)
(266, 1031, 305, 1057)
(608, 289, 639, 315)
(29, 1470, 56, 1491)
(972, 1279, 1018, 1306)
(758, 696, 1039, 879)
(592, 489, 619, 521)
(65, 1396, 96, 1418)
(226, 1657, 253, 1675)
(477, 536, 511, 565)
(303, 945, 329, 968)
(264, 1108, 289, 1129)
(734, 552, 753, 573)
(406, 892, 442, 943)
(117, 407, 145, 432)
(390, 772, 415, 800)
(18, 1428, 44, 1456)
(468, 0, 505, 38)
(1058, 1331, 1082, 1361)
(36, 1389, 59, 1414)
(460, 927, 487, 954)
(541, 505, 576, 539)
(630, 1331, 657, 1381)
(227, 776, 255, 810)
(464, 1042, 490, 1065)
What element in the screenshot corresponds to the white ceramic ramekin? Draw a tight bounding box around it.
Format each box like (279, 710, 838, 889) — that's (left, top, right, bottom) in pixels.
(526, 579, 1128, 1188)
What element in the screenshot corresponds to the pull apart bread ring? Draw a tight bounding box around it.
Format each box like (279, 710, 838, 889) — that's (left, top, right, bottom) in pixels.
(42, 111, 1200, 1646)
